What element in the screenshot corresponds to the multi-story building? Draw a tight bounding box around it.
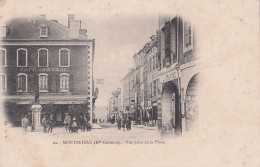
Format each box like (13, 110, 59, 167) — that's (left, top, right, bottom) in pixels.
(155, 16, 200, 135)
(107, 88, 121, 123)
(122, 68, 133, 111)
(0, 14, 95, 127)
(144, 34, 159, 126)
(121, 15, 200, 135)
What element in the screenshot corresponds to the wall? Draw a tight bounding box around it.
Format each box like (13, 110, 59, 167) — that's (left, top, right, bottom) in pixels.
(1, 44, 89, 96)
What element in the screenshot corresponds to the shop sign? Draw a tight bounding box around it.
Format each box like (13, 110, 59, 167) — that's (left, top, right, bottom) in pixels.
(159, 70, 180, 83)
(19, 67, 68, 72)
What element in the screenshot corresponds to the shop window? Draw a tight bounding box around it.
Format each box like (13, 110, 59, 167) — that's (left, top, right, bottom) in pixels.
(17, 73, 27, 92)
(0, 74, 6, 92)
(17, 48, 27, 67)
(60, 73, 69, 91)
(0, 48, 6, 67)
(40, 25, 49, 37)
(38, 48, 48, 67)
(39, 73, 48, 92)
(59, 48, 70, 67)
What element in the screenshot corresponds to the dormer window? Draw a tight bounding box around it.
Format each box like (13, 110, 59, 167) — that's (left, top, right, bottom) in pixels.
(40, 25, 48, 37)
(0, 26, 6, 37)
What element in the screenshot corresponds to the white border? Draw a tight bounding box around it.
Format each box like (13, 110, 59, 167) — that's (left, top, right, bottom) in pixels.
(0, 48, 7, 67)
(17, 48, 28, 67)
(38, 48, 49, 67)
(17, 73, 27, 92)
(59, 48, 70, 67)
(38, 73, 48, 92)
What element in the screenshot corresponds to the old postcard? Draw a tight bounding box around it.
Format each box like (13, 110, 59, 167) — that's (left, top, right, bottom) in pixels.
(0, 0, 259, 167)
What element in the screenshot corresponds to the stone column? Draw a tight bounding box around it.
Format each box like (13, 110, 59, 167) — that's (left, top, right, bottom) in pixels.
(31, 104, 42, 131)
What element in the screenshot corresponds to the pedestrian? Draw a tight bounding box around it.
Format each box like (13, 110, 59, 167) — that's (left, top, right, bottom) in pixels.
(42, 115, 48, 133)
(127, 115, 132, 130)
(64, 113, 71, 133)
(70, 117, 78, 133)
(122, 116, 126, 131)
(79, 115, 86, 132)
(47, 114, 55, 133)
(21, 115, 29, 134)
(117, 116, 122, 130)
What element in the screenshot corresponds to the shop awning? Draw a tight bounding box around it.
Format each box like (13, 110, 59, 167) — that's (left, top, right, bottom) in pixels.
(1, 95, 87, 104)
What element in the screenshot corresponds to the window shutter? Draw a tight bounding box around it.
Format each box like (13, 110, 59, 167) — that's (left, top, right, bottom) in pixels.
(56, 75, 60, 92)
(69, 74, 73, 91)
(48, 75, 52, 92)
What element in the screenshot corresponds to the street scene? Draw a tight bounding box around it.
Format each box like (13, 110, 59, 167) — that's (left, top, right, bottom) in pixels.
(0, 13, 200, 139)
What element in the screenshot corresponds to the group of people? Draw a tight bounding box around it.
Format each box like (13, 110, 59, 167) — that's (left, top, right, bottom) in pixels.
(116, 115, 132, 131)
(21, 112, 92, 135)
(41, 114, 55, 133)
(64, 113, 91, 133)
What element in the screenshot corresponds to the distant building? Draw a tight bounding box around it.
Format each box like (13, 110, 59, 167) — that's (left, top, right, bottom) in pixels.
(0, 14, 95, 126)
(122, 69, 134, 112)
(107, 88, 121, 123)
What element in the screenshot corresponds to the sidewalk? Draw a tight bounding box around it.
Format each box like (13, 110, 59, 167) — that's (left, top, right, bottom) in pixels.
(133, 124, 157, 130)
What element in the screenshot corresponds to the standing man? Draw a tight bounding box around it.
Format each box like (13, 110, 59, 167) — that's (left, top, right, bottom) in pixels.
(42, 115, 48, 133)
(79, 115, 86, 132)
(21, 115, 29, 134)
(117, 116, 122, 130)
(64, 113, 71, 133)
(47, 114, 55, 133)
(122, 115, 126, 131)
(127, 115, 132, 130)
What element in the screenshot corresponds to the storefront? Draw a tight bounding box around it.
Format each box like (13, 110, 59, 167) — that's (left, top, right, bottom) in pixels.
(3, 95, 88, 127)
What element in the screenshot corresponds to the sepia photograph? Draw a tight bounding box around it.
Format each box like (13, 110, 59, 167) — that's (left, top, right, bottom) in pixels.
(0, 0, 259, 167)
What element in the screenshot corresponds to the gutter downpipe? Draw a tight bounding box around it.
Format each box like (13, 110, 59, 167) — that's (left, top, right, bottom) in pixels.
(176, 16, 182, 136)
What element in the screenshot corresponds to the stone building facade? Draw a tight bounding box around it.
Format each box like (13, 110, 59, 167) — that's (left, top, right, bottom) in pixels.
(121, 15, 200, 135)
(0, 15, 95, 127)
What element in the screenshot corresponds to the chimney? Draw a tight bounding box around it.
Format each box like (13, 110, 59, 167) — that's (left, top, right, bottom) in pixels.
(70, 19, 81, 39)
(68, 14, 74, 28)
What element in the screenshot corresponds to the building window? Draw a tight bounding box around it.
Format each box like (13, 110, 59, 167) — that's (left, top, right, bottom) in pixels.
(59, 48, 70, 67)
(60, 73, 69, 91)
(183, 20, 193, 53)
(0, 48, 6, 67)
(40, 25, 48, 37)
(17, 73, 27, 92)
(39, 73, 48, 92)
(153, 55, 156, 71)
(0, 26, 6, 37)
(17, 48, 27, 67)
(38, 48, 48, 67)
(0, 74, 6, 92)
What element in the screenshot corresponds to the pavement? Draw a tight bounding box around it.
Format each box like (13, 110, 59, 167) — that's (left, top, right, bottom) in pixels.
(6, 123, 162, 141)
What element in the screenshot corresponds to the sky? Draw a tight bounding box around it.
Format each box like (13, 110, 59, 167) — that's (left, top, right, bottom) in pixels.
(46, 13, 159, 119)
(88, 15, 158, 118)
